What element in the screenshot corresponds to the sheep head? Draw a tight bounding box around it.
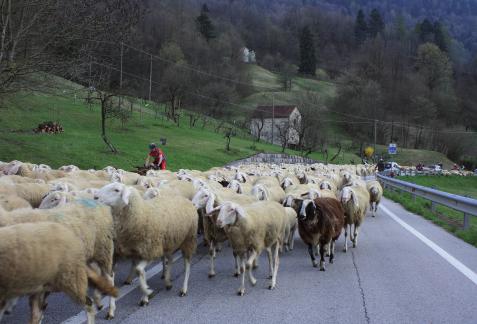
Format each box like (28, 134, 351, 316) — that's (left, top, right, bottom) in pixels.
(215, 202, 246, 228)
(39, 191, 69, 209)
(95, 182, 132, 208)
(320, 181, 332, 190)
(110, 172, 124, 183)
(192, 188, 216, 213)
(143, 188, 160, 200)
(251, 184, 268, 201)
(298, 199, 317, 221)
(227, 180, 242, 193)
(340, 187, 358, 209)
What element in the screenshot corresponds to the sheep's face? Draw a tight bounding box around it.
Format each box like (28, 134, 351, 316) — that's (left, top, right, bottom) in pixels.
(283, 195, 295, 207)
(39, 192, 68, 209)
(50, 182, 70, 192)
(228, 180, 241, 193)
(281, 178, 294, 189)
(370, 186, 379, 196)
(320, 182, 332, 190)
(234, 172, 247, 183)
(144, 188, 160, 200)
(216, 202, 246, 227)
(95, 183, 131, 207)
(299, 199, 316, 221)
(192, 189, 210, 210)
(308, 189, 321, 200)
(103, 166, 117, 175)
(192, 179, 207, 190)
(251, 185, 266, 201)
(343, 172, 352, 183)
(340, 187, 358, 208)
(110, 172, 124, 183)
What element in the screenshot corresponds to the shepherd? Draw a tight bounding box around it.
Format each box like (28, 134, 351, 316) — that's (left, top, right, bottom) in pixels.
(145, 143, 166, 170)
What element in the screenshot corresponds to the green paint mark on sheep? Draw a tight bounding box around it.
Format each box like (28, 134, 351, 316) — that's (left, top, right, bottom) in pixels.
(76, 198, 99, 209)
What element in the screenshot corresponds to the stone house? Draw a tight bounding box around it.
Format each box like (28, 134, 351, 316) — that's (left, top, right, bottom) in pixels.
(250, 105, 301, 146)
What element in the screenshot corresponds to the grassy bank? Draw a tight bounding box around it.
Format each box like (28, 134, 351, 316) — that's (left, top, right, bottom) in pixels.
(384, 190, 477, 247)
(397, 176, 477, 199)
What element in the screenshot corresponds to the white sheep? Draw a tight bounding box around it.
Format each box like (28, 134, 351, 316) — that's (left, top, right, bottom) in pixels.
(339, 185, 370, 252)
(366, 180, 383, 217)
(212, 201, 286, 296)
(251, 183, 286, 203)
(0, 222, 118, 324)
(0, 183, 50, 208)
(95, 182, 198, 315)
(283, 207, 298, 251)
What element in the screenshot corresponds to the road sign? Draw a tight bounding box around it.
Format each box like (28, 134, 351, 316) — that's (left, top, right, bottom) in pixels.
(388, 143, 397, 155)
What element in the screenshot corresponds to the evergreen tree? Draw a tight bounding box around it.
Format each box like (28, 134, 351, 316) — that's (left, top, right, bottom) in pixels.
(393, 13, 406, 41)
(416, 19, 434, 43)
(354, 9, 368, 46)
(368, 9, 384, 38)
(433, 21, 449, 52)
(196, 3, 215, 42)
(298, 26, 316, 75)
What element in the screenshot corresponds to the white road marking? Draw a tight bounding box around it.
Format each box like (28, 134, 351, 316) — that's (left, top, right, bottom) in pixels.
(380, 204, 477, 286)
(62, 253, 182, 324)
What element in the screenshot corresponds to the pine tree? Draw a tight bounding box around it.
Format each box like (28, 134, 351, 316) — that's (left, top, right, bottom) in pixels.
(416, 19, 434, 43)
(298, 26, 316, 75)
(354, 9, 368, 46)
(196, 3, 215, 42)
(433, 21, 449, 52)
(368, 9, 384, 38)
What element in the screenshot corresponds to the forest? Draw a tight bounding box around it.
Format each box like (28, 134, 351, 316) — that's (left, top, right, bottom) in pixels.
(1, 0, 476, 165)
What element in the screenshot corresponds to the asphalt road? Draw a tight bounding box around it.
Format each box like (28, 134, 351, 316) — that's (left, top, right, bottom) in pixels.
(3, 197, 477, 324)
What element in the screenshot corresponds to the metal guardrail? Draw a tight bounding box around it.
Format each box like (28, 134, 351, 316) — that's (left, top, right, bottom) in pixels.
(377, 174, 477, 229)
(226, 153, 321, 167)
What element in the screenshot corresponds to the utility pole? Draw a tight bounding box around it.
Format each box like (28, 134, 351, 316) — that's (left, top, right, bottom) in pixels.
(119, 42, 124, 89)
(148, 54, 153, 102)
(271, 94, 275, 145)
(374, 119, 377, 156)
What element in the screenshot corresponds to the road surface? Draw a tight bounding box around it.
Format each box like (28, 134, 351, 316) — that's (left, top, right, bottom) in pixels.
(3, 198, 477, 324)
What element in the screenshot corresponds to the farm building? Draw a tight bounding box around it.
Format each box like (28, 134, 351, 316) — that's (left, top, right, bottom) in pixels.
(250, 105, 301, 147)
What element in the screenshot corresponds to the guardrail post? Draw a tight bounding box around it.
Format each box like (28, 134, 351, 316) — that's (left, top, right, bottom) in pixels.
(463, 213, 470, 230)
(430, 201, 436, 212)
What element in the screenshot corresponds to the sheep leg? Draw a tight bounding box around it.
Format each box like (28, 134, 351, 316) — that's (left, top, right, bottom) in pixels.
(252, 255, 259, 270)
(308, 244, 318, 267)
(246, 250, 258, 286)
(5, 297, 18, 314)
(164, 255, 173, 290)
(160, 256, 167, 280)
(216, 242, 223, 252)
(343, 225, 348, 253)
(353, 225, 359, 248)
(85, 296, 96, 324)
(29, 293, 44, 324)
(289, 226, 295, 250)
(106, 273, 116, 320)
(136, 261, 153, 306)
(238, 257, 246, 296)
(325, 243, 331, 257)
(179, 256, 191, 297)
(329, 240, 336, 264)
(266, 247, 274, 279)
(208, 241, 217, 278)
(269, 242, 280, 290)
(319, 243, 326, 271)
(233, 252, 240, 277)
(124, 260, 137, 285)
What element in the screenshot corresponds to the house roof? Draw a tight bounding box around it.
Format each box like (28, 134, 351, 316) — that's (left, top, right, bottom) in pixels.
(252, 105, 297, 119)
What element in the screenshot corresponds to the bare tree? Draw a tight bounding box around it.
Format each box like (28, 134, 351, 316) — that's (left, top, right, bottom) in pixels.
(294, 91, 322, 152)
(251, 111, 266, 142)
(275, 121, 291, 152)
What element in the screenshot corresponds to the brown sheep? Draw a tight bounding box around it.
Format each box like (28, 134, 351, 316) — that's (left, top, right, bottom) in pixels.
(297, 198, 345, 271)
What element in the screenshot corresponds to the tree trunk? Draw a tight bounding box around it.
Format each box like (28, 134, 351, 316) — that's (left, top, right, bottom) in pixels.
(101, 98, 118, 154)
(330, 143, 342, 162)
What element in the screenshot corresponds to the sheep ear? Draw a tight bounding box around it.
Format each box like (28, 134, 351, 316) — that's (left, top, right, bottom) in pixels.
(351, 191, 359, 209)
(235, 206, 246, 219)
(121, 186, 132, 205)
(205, 194, 216, 214)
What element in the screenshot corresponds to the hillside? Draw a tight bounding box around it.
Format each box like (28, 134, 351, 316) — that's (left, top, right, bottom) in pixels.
(0, 75, 358, 171)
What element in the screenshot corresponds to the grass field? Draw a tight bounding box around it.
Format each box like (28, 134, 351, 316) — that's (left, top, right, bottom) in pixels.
(0, 86, 360, 171)
(384, 190, 477, 247)
(397, 176, 477, 199)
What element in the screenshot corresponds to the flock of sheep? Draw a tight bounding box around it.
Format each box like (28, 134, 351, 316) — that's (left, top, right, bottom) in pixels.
(0, 160, 382, 324)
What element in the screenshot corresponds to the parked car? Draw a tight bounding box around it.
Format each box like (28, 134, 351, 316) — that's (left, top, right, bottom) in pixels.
(383, 161, 401, 176)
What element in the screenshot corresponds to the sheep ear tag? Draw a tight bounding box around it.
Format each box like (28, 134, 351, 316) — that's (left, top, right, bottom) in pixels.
(121, 187, 132, 205)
